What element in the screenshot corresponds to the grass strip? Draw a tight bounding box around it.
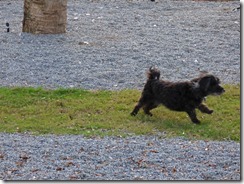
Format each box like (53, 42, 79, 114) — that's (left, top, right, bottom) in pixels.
(0, 85, 240, 141)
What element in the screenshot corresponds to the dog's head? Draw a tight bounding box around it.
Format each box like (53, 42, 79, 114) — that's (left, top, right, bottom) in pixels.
(193, 74, 225, 96)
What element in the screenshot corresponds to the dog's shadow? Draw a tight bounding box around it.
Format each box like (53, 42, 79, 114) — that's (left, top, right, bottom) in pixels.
(132, 108, 212, 134)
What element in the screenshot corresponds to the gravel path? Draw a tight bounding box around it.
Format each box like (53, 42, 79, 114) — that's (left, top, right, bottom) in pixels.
(0, 133, 240, 180)
(0, 0, 240, 90)
(0, 0, 240, 181)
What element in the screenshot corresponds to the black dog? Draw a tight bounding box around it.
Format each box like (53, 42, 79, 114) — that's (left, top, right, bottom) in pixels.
(131, 67, 225, 124)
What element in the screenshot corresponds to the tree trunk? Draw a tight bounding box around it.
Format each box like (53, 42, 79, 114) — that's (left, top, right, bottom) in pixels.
(22, 0, 67, 34)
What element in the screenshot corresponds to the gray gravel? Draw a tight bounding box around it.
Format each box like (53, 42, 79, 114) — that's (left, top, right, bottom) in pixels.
(0, 0, 240, 181)
(0, 0, 240, 90)
(0, 133, 240, 180)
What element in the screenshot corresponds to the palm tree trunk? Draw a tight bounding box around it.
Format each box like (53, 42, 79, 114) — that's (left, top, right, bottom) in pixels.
(22, 0, 67, 34)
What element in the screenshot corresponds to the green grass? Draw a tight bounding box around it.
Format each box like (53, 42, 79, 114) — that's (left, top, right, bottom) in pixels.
(0, 85, 240, 141)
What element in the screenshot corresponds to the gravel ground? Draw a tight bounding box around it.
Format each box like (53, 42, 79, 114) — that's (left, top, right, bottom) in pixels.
(0, 133, 240, 180)
(0, 0, 240, 181)
(0, 0, 240, 90)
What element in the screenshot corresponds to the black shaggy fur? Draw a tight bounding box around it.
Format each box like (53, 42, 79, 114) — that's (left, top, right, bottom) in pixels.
(131, 67, 225, 124)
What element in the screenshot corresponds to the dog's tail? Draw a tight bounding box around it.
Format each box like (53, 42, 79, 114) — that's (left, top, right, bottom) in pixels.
(147, 67, 160, 80)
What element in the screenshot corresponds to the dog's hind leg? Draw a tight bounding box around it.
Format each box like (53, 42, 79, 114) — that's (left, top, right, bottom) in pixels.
(131, 95, 152, 116)
(130, 98, 145, 116)
(198, 104, 213, 114)
(131, 103, 143, 116)
(186, 109, 200, 124)
(143, 103, 158, 116)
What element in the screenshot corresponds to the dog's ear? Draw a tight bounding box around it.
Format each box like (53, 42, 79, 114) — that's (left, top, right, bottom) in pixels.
(198, 76, 212, 92)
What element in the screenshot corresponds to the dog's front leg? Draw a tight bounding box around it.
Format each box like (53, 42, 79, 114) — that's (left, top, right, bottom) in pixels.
(198, 104, 213, 114)
(186, 109, 200, 124)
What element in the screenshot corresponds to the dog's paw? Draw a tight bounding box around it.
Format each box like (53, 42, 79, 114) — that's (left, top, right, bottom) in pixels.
(130, 112, 137, 116)
(208, 110, 214, 114)
(192, 119, 201, 124)
(145, 112, 153, 116)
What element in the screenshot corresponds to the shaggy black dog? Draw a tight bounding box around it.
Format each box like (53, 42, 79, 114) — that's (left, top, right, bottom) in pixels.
(131, 67, 225, 124)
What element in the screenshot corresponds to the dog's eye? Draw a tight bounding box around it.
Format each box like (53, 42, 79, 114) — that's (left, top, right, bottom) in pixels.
(211, 81, 217, 85)
(213, 80, 221, 85)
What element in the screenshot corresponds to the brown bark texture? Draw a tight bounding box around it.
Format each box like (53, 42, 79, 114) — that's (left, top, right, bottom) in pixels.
(22, 0, 67, 34)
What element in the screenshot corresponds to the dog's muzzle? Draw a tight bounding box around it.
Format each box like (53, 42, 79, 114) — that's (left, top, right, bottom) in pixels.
(214, 86, 225, 95)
